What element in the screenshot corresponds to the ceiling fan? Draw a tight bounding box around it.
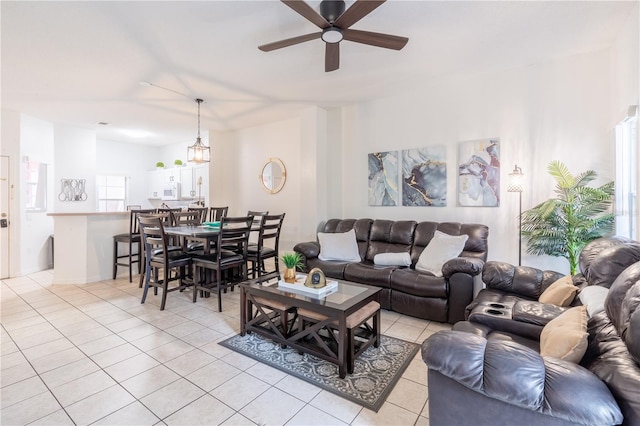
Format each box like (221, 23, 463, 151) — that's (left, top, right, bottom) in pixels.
(258, 0, 409, 72)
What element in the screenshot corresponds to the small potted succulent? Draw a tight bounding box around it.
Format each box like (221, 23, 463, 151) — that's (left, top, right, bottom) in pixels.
(280, 252, 303, 283)
(174, 159, 183, 167)
(155, 161, 165, 170)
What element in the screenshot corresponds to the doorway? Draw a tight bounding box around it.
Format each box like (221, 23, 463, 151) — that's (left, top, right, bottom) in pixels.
(0, 156, 9, 278)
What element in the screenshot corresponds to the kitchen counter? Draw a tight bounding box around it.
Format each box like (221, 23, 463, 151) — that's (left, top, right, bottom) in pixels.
(47, 212, 129, 284)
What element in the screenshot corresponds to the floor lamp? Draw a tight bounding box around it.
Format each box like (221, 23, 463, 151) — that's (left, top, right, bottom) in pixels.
(508, 165, 524, 266)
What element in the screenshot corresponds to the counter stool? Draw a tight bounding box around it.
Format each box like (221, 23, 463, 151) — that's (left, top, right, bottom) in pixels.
(113, 208, 155, 282)
(297, 301, 380, 374)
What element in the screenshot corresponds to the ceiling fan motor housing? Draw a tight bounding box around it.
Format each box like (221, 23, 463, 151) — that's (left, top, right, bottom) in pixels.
(320, 0, 346, 23)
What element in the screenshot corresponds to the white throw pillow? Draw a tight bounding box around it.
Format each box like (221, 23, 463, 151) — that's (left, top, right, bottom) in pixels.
(317, 229, 361, 262)
(415, 230, 468, 277)
(578, 285, 609, 317)
(374, 252, 412, 267)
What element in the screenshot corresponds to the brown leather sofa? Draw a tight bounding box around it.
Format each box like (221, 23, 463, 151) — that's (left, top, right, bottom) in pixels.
(293, 218, 489, 323)
(421, 237, 640, 425)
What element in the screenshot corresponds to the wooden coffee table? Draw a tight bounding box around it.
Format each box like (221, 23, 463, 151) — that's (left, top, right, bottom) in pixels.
(240, 278, 381, 379)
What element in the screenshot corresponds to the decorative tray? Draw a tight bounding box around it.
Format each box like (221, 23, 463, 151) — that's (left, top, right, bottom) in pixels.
(278, 275, 338, 298)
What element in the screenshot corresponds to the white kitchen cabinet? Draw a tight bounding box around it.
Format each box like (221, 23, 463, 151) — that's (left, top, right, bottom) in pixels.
(147, 166, 208, 202)
(147, 169, 164, 199)
(180, 167, 196, 199)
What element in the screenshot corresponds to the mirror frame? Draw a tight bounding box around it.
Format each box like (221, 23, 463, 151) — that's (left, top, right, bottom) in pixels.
(259, 157, 286, 194)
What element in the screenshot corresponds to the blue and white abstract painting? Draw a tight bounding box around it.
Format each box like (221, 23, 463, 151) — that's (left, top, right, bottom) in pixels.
(401, 147, 447, 206)
(368, 151, 399, 206)
(457, 138, 500, 207)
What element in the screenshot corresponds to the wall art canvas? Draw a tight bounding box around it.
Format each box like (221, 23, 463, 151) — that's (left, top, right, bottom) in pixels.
(457, 138, 500, 207)
(368, 151, 399, 206)
(401, 146, 447, 206)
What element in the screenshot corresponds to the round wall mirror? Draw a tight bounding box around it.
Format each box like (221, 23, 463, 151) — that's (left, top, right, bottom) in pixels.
(260, 157, 286, 194)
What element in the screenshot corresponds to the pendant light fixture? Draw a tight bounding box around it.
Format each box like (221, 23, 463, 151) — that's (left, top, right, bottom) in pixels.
(187, 98, 210, 163)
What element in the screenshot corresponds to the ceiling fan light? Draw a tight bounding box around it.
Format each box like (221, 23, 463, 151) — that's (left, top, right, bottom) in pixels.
(321, 27, 343, 43)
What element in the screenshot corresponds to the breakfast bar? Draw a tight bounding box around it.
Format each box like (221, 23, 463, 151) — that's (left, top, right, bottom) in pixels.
(48, 211, 129, 284)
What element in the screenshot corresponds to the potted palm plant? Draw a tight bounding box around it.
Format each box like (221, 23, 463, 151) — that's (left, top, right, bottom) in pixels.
(280, 252, 303, 283)
(521, 160, 614, 275)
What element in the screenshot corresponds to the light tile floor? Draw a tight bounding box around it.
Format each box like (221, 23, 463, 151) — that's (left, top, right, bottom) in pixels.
(1, 270, 451, 425)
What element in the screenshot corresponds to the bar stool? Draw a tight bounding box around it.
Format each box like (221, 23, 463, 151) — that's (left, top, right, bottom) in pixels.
(247, 213, 285, 278)
(191, 216, 253, 312)
(138, 215, 193, 311)
(113, 208, 155, 282)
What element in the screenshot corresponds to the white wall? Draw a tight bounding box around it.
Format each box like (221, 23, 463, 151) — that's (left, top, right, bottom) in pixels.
(53, 125, 97, 213)
(96, 139, 160, 209)
(215, 116, 303, 251)
(341, 49, 614, 274)
(20, 115, 55, 274)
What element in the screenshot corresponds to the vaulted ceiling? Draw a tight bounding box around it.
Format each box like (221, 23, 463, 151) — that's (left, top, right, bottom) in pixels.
(2, 1, 636, 146)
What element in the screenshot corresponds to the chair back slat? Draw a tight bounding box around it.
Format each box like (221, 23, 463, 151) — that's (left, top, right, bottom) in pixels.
(188, 207, 208, 223)
(130, 208, 156, 235)
(257, 213, 285, 251)
(209, 206, 229, 222)
(171, 211, 202, 226)
(218, 215, 254, 257)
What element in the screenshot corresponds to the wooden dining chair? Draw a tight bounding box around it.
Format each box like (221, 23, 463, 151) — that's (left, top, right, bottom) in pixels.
(171, 210, 207, 254)
(138, 214, 193, 311)
(113, 208, 155, 282)
(188, 206, 208, 224)
(191, 215, 253, 312)
(247, 213, 285, 278)
(208, 206, 228, 222)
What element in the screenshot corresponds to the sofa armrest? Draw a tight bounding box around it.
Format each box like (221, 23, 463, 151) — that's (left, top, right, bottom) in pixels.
(442, 257, 484, 279)
(421, 331, 622, 426)
(293, 241, 320, 260)
(482, 261, 565, 300)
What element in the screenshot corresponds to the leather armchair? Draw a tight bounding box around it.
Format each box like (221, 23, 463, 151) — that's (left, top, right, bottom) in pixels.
(421, 237, 640, 425)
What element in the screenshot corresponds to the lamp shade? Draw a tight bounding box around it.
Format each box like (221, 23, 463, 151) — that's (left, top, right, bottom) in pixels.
(187, 138, 210, 163)
(187, 98, 210, 163)
(508, 165, 523, 192)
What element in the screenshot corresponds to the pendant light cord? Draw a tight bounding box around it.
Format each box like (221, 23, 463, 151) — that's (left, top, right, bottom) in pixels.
(196, 98, 203, 140)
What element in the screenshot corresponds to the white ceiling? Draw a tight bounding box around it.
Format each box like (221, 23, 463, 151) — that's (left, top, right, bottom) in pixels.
(2, 1, 636, 146)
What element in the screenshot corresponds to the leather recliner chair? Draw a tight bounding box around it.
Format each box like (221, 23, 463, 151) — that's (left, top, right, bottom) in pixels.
(421, 237, 640, 426)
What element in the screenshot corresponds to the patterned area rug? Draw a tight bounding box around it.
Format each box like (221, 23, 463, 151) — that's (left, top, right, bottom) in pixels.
(219, 333, 419, 412)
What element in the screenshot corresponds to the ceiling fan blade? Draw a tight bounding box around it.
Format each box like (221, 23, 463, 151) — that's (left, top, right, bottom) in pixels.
(258, 32, 321, 52)
(325, 43, 340, 72)
(334, 0, 386, 29)
(342, 29, 408, 50)
(282, 0, 329, 29)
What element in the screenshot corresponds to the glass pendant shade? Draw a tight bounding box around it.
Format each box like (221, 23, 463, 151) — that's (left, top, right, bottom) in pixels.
(187, 137, 210, 163)
(186, 98, 210, 163)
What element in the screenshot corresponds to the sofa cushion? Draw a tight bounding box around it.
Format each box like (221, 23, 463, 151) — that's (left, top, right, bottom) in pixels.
(344, 262, 393, 289)
(366, 220, 416, 261)
(578, 285, 609, 317)
(604, 261, 640, 364)
(373, 252, 411, 267)
(540, 306, 588, 363)
(538, 276, 577, 306)
(390, 268, 448, 298)
(415, 230, 468, 277)
(317, 229, 361, 262)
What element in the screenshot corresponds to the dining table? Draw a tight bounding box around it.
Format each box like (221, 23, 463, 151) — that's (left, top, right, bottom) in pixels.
(163, 225, 221, 254)
(163, 221, 262, 254)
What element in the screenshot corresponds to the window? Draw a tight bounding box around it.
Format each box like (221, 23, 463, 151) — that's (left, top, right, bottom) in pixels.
(615, 107, 638, 239)
(25, 161, 47, 212)
(96, 175, 127, 212)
